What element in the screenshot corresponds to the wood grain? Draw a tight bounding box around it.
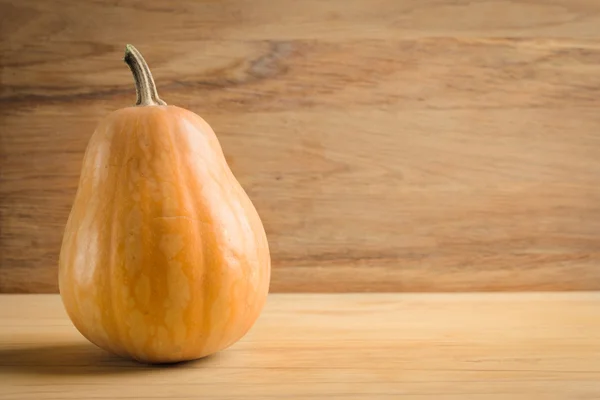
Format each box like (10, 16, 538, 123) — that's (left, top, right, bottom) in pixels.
(2, 0, 600, 292)
(2, 293, 600, 399)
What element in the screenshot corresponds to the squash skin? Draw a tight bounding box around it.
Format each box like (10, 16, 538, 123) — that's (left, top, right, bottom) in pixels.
(59, 105, 270, 364)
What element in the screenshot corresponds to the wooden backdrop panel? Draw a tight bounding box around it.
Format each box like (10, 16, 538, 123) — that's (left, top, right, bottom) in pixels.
(2, 0, 600, 292)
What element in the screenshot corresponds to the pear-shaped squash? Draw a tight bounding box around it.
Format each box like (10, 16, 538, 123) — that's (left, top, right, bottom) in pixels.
(58, 45, 271, 364)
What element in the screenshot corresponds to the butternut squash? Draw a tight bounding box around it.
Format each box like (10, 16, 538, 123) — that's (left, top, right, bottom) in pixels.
(58, 45, 271, 364)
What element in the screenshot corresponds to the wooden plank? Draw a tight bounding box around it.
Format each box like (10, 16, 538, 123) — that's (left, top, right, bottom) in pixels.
(3, 1, 600, 292)
(1, 293, 600, 399)
(5, 38, 600, 110)
(3, 0, 600, 44)
(3, 105, 600, 292)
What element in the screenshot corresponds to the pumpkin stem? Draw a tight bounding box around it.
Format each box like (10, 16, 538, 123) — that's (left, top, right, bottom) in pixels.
(123, 44, 167, 106)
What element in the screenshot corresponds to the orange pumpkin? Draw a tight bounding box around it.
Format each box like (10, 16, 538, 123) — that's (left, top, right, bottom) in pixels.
(58, 44, 271, 364)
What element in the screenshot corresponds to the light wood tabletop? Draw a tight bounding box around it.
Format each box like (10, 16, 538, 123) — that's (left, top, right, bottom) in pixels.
(1, 293, 600, 399)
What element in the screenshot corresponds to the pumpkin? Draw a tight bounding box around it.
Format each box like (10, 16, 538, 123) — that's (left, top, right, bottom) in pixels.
(58, 44, 271, 364)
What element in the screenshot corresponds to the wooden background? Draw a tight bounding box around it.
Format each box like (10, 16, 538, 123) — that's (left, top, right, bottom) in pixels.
(2, 0, 600, 293)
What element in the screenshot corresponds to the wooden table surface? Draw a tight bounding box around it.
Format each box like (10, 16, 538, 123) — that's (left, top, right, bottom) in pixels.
(1, 293, 600, 399)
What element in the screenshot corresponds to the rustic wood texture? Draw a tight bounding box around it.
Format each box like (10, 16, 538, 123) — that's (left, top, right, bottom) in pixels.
(2, 0, 600, 293)
(2, 293, 600, 399)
